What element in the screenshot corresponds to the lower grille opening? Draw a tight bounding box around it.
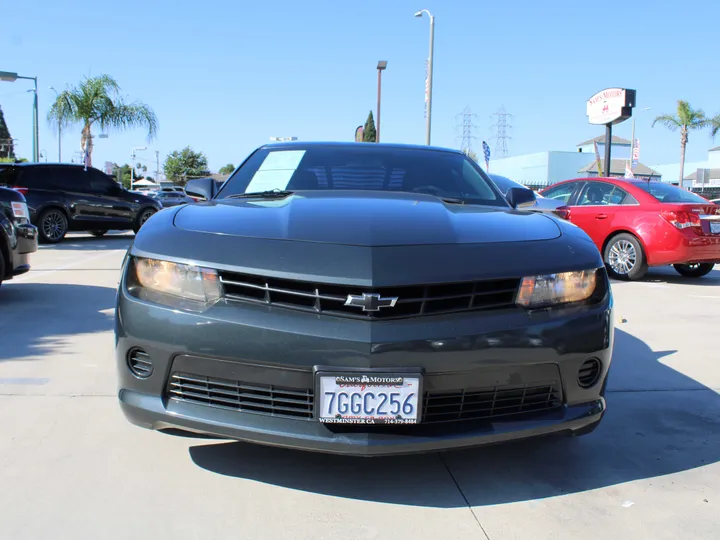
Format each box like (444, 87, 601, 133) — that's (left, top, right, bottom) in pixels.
(578, 358, 601, 388)
(127, 348, 153, 378)
(166, 372, 314, 420)
(422, 382, 562, 423)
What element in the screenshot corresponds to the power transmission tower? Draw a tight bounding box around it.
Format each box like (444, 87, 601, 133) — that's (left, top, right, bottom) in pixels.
(455, 106, 478, 157)
(490, 105, 513, 157)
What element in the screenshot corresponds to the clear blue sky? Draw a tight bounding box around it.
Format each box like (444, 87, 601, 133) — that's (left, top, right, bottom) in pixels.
(2, 0, 719, 177)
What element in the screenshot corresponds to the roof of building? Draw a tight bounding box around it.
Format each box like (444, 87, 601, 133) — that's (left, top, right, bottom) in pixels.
(578, 159, 660, 176)
(683, 168, 720, 180)
(709, 146, 720, 152)
(576, 135, 632, 147)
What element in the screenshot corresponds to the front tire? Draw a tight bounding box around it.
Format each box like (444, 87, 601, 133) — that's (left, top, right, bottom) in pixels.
(673, 263, 715, 278)
(133, 208, 156, 234)
(604, 233, 648, 281)
(38, 208, 69, 244)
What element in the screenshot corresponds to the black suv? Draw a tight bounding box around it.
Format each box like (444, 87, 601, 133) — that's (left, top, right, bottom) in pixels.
(0, 185, 38, 287)
(0, 163, 161, 243)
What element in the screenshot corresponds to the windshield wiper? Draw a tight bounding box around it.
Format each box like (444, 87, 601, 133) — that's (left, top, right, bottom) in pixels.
(224, 189, 294, 200)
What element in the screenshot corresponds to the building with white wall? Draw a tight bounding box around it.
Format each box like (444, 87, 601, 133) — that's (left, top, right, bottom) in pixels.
(653, 146, 720, 187)
(487, 135, 660, 187)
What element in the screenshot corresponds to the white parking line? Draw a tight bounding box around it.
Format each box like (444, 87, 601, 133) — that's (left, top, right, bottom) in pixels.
(10, 251, 123, 283)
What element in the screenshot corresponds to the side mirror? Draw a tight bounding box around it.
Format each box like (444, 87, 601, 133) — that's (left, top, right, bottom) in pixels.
(185, 177, 217, 201)
(506, 187, 536, 209)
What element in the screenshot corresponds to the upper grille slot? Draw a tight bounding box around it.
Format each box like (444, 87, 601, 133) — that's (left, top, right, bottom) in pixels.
(219, 271, 520, 319)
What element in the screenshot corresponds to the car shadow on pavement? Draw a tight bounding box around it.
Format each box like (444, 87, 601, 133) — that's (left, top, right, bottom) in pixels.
(0, 283, 116, 361)
(188, 328, 720, 508)
(39, 233, 133, 252)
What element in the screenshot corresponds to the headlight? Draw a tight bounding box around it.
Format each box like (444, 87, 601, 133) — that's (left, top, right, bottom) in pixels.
(129, 257, 223, 309)
(516, 269, 597, 309)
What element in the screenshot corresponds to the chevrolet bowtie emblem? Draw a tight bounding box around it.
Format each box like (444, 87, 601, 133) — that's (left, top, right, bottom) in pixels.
(344, 293, 398, 312)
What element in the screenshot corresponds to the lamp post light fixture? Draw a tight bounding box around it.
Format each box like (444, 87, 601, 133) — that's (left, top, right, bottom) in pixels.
(0, 70, 39, 162)
(414, 9, 435, 145)
(49, 86, 62, 162)
(376, 61, 387, 143)
(130, 146, 147, 190)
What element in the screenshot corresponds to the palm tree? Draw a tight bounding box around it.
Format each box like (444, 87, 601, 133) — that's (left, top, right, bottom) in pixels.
(652, 100, 708, 184)
(710, 113, 720, 140)
(47, 75, 157, 167)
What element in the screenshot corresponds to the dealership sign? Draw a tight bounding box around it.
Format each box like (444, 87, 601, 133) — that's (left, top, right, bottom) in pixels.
(586, 88, 636, 125)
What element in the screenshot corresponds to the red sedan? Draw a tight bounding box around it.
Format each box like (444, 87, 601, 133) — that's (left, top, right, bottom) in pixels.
(539, 177, 720, 280)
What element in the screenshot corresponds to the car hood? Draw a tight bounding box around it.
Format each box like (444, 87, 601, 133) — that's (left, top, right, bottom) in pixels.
(172, 191, 562, 247)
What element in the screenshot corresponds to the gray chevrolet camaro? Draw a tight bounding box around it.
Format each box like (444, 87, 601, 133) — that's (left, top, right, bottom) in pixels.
(115, 141, 614, 456)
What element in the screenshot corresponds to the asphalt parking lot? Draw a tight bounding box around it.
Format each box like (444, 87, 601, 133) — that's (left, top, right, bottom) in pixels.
(1, 232, 718, 540)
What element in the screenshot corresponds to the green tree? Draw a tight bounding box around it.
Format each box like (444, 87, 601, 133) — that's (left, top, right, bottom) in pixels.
(362, 111, 377, 142)
(47, 74, 158, 167)
(219, 163, 235, 175)
(112, 163, 135, 189)
(0, 105, 14, 159)
(163, 146, 210, 184)
(652, 100, 708, 184)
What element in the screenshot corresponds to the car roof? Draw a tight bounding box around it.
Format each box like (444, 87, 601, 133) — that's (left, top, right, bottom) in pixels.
(258, 140, 465, 155)
(7, 162, 93, 169)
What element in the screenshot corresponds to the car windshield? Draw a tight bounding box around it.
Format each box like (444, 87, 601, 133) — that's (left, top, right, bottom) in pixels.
(216, 145, 509, 207)
(632, 182, 711, 204)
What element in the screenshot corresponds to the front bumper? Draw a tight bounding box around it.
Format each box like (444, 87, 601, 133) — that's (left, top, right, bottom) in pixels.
(115, 276, 614, 456)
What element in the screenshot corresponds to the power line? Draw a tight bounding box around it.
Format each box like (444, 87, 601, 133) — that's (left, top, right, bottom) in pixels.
(489, 105, 513, 157)
(455, 106, 478, 156)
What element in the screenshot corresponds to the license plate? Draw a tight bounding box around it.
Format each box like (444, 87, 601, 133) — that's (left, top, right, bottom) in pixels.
(711, 222, 720, 234)
(317, 372, 421, 424)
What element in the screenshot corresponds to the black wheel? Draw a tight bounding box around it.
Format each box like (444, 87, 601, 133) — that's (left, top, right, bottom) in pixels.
(673, 263, 715, 278)
(133, 208, 156, 233)
(38, 208, 68, 244)
(89, 230, 107, 237)
(603, 233, 648, 281)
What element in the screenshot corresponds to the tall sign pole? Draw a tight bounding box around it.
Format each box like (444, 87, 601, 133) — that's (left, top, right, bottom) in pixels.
(586, 88, 636, 177)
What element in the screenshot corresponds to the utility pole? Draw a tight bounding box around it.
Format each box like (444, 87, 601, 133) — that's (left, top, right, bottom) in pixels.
(155, 150, 160, 182)
(456, 106, 478, 157)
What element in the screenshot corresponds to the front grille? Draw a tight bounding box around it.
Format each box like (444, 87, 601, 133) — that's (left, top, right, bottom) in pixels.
(166, 372, 561, 424)
(219, 270, 520, 319)
(422, 382, 562, 423)
(166, 373, 314, 419)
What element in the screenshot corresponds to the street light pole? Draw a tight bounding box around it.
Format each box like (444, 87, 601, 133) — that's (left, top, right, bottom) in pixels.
(0, 71, 39, 161)
(376, 61, 387, 143)
(414, 9, 435, 145)
(628, 107, 651, 172)
(49, 86, 61, 162)
(130, 146, 147, 190)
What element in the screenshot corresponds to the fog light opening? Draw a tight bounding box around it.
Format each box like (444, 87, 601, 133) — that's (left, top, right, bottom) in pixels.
(578, 358, 601, 389)
(127, 348, 153, 379)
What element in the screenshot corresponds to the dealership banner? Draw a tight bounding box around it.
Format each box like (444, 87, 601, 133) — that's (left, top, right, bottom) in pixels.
(632, 139, 640, 167)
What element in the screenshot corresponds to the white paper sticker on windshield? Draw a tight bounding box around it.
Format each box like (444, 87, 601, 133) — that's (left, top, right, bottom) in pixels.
(258, 150, 306, 172)
(245, 150, 306, 192)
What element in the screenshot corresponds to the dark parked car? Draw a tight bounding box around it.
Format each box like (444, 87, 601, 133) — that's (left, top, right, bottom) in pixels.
(0, 185, 38, 287)
(152, 191, 194, 208)
(0, 163, 162, 243)
(115, 141, 614, 456)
